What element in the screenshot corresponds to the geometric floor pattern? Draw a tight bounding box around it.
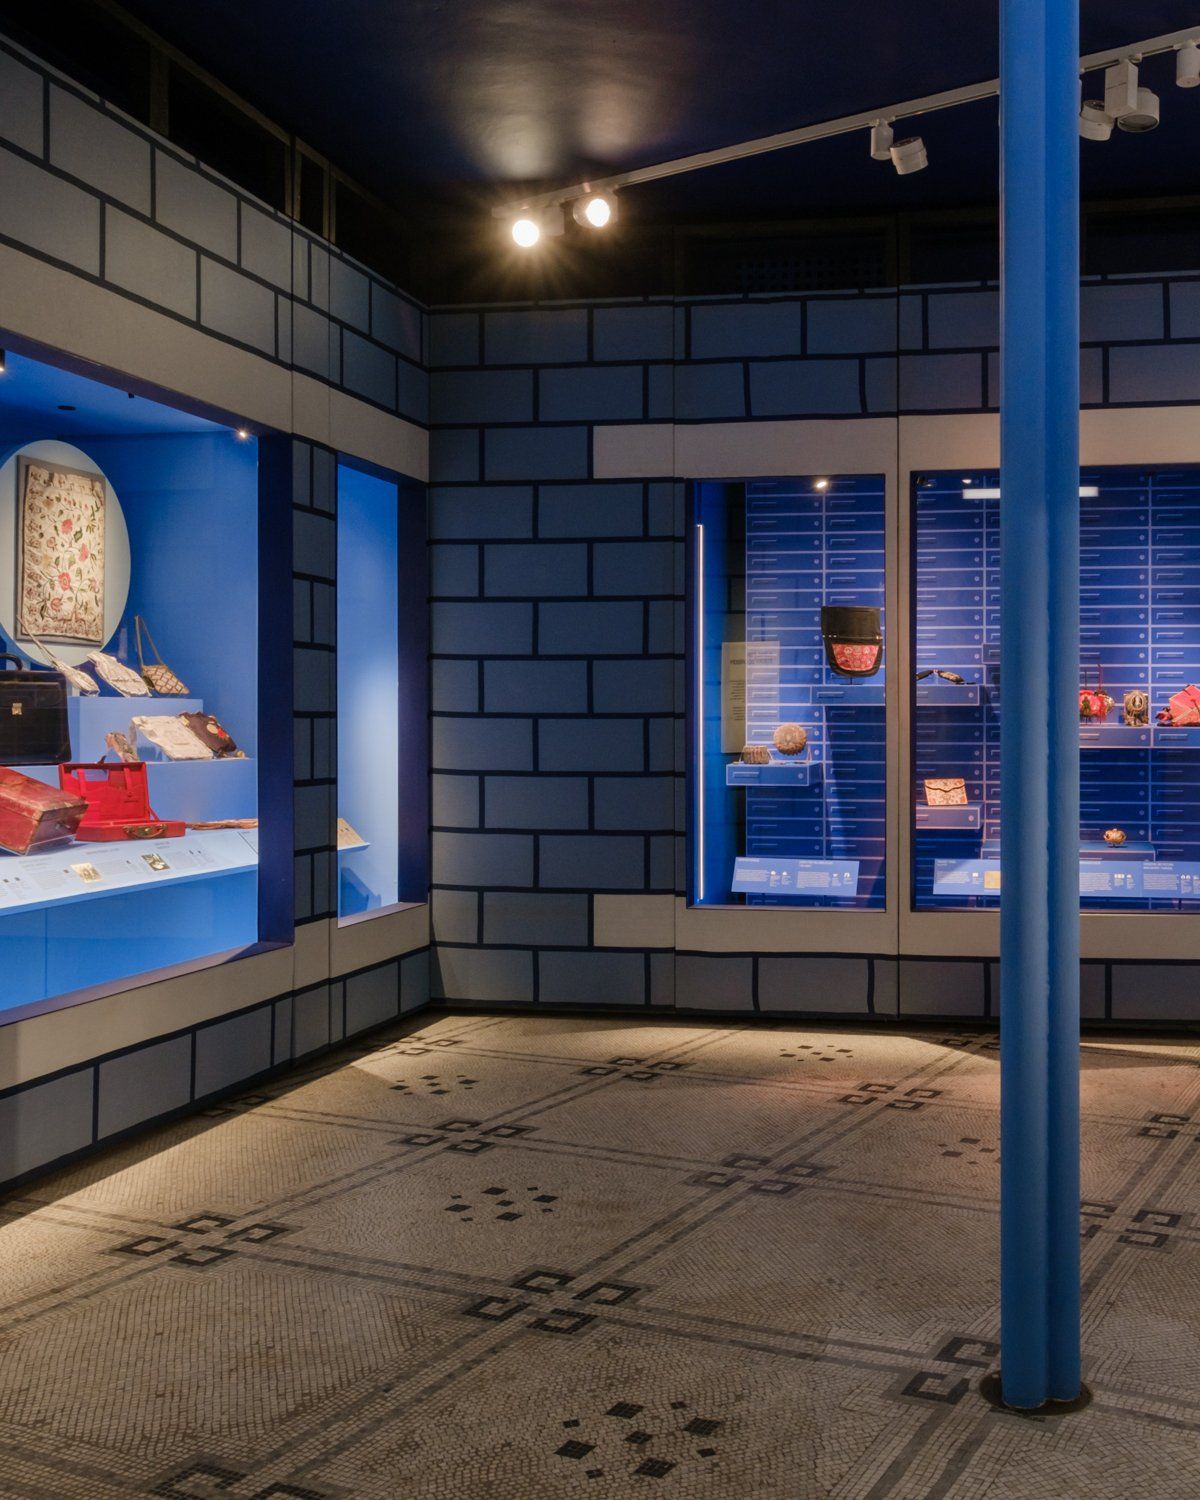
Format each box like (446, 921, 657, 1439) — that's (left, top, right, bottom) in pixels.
(2, 1011, 1200, 1498)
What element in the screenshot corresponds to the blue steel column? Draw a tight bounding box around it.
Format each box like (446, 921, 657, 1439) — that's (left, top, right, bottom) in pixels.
(999, 0, 1082, 1408)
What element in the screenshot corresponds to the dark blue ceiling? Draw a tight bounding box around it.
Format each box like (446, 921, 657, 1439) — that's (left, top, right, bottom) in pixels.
(126, 0, 1200, 221)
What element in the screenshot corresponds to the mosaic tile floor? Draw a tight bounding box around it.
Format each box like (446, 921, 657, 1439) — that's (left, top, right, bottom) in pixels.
(2, 1013, 1200, 1498)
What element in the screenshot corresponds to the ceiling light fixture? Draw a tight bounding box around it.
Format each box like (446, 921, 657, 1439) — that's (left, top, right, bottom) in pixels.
(869, 120, 894, 160)
(814, 477, 831, 491)
(0, 350, 6, 375)
(890, 135, 928, 174)
(1177, 39, 1200, 87)
(236, 426, 251, 439)
(1078, 99, 1114, 140)
(572, 190, 618, 228)
(509, 205, 565, 248)
(1104, 57, 1159, 130)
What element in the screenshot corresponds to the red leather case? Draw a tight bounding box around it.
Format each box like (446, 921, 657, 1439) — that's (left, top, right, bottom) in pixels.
(57, 762, 184, 841)
(0, 767, 87, 855)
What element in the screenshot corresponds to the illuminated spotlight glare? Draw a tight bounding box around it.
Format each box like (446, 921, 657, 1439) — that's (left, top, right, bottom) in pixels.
(1178, 40, 1200, 87)
(0, 350, 6, 375)
(511, 216, 541, 247)
(572, 191, 618, 228)
(814, 477, 830, 491)
(1078, 100, 1114, 140)
(236, 427, 251, 439)
(889, 135, 928, 174)
(1116, 86, 1160, 132)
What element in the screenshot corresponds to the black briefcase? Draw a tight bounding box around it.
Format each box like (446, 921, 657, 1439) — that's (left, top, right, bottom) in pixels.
(0, 654, 72, 765)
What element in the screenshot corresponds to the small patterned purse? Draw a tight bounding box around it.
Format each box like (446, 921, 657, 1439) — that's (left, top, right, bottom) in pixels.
(924, 777, 968, 807)
(87, 650, 151, 697)
(179, 711, 242, 758)
(129, 715, 214, 760)
(135, 617, 189, 696)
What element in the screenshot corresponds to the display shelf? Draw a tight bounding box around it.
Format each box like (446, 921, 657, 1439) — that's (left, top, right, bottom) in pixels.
(726, 757, 823, 787)
(916, 680, 981, 706)
(19, 759, 257, 822)
(915, 804, 981, 829)
(980, 838, 1155, 862)
(0, 829, 257, 915)
(1079, 723, 1152, 747)
(69, 695, 205, 757)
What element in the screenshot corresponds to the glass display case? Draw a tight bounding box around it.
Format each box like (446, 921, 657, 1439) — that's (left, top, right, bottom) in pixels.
(691, 474, 887, 908)
(336, 459, 428, 920)
(913, 464, 1200, 910)
(0, 350, 262, 1012)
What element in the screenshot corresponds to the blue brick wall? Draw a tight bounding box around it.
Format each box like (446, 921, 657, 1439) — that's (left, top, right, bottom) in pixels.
(428, 276, 1200, 1016)
(0, 35, 427, 426)
(0, 36, 435, 1190)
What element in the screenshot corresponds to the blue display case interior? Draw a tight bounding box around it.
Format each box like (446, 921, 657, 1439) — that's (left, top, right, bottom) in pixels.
(336, 459, 429, 919)
(0, 351, 261, 1012)
(692, 474, 886, 908)
(914, 465, 1200, 909)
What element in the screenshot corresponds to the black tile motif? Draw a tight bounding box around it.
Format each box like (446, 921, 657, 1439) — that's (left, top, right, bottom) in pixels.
(175, 1213, 235, 1234)
(153, 1463, 245, 1498)
(899, 1371, 970, 1405)
(112, 1235, 181, 1258)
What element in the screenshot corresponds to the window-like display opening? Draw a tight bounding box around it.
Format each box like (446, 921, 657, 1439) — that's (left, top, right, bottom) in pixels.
(336, 460, 428, 920)
(691, 474, 887, 908)
(0, 350, 262, 1013)
(913, 465, 1200, 910)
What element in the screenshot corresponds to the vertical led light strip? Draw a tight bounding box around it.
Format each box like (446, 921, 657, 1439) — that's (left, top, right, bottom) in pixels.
(695, 521, 706, 904)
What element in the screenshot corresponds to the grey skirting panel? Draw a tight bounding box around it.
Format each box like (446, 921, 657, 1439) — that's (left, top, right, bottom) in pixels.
(0, 948, 430, 1194)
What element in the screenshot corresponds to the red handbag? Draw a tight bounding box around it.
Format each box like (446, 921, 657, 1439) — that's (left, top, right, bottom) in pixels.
(58, 762, 184, 841)
(1157, 685, 1200, 726)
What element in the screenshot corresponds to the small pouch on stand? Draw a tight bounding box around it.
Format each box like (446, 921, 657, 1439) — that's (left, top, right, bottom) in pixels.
(924, 777, 968, 807)
(129, 714, 214, 761)
(87, 650, 152, 697)
(178, 711, 241, 757)
(135, 616, 188, 696)
(820, 606, 883, 678)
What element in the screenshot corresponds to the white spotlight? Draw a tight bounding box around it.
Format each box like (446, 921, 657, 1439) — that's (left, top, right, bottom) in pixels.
(889, 136, 928, 174)
(572, 191, 618, 228)
(1117, 87, 1160, 132)
(509, 205, 565, 248)
(1078, 100, 1113, 140)
(869, 120, 894, 161)
(1177, 40, 1200, 88)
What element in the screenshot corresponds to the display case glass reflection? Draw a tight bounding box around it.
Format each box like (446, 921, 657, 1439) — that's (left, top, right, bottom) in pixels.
(692, 474, 886, 909)
(913, 465, 1200, 910)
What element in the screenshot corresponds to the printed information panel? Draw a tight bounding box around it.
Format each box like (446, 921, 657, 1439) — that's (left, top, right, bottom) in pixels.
(933, 858, 1200, 900)
(732, 856, 861, 896)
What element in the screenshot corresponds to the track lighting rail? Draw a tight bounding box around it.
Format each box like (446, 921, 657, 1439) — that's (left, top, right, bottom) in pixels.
(492, 25, 1199, 224)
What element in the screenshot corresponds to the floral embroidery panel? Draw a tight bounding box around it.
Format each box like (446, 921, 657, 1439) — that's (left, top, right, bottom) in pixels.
(18, 461, 107, 644)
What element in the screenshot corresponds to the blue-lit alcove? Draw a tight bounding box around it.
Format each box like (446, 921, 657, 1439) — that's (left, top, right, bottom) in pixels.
(914, 465, 1200, 910)
(691, 474, 887, 909)
(336, 459, 429, 920)
(0, 350, 260, 1012)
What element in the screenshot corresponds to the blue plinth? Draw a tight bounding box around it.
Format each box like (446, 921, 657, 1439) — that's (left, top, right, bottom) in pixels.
(19, 759, 257, 823)
(726, 757, 823, 787)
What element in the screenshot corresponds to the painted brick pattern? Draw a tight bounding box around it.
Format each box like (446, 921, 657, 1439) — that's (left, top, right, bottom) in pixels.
(427, 276, 1200, 1016)
(0, 35, 428, 425)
